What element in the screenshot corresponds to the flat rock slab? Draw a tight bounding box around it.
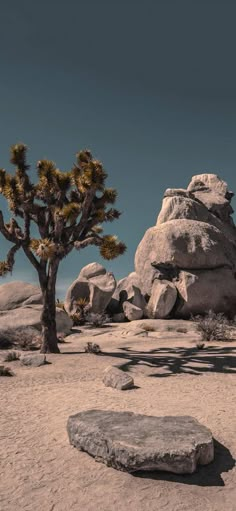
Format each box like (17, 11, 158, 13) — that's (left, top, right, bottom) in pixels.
(67, 410, 214, 474)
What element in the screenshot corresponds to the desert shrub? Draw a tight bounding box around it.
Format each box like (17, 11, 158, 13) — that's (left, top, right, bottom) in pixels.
(71, 298, 90, 326)
(84, 342, 102, 354)
(14, 328, 41, 350)
(71, 311, 84, 326)
(56, 299, 66, 311)
(0, 365, 14, 376)
(3, 351, 20, 362)
(196, 341, 205, 350)
(85, 312, 111, 328)
(0, 327, 41, 351)
(192, 310, 230, 342)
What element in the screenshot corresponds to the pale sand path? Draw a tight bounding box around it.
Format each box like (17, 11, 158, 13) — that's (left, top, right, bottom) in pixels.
(0, 326, 236, 511)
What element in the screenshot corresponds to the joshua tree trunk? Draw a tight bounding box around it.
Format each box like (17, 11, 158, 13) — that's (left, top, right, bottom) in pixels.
(40, 262, 60, 354)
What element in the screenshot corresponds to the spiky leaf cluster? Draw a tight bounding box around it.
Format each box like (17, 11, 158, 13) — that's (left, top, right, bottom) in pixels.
(0, 261, 10, 277)
(0, 143, 126, 279)
(30, 238, 57, 260)
(99, 235, 126, 260)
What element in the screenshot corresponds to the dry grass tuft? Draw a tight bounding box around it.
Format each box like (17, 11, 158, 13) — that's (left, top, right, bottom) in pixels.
(0, 365, 14, 376)
(84, 342, 102, 354)
(3, 351, 20, 362)
(0, 327, 41, 351)
(192, 310, 230, 342)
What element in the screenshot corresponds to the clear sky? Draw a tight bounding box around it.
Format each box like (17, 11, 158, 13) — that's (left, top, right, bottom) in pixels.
(1, 0, 236, 298)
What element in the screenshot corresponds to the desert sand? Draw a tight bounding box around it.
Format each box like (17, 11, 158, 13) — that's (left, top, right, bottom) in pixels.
(0, 322, 236, 511)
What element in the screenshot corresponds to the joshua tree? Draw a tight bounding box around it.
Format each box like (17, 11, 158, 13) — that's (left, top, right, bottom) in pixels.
(0, 144, 126, 353)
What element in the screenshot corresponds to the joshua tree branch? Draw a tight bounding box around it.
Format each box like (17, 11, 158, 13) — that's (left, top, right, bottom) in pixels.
(6, 244, 20, 272)
(0, 211, 18, 243)
(72, 188, 96, 240)
(22, 243, 42, 273)
(74, 235, 101, 250)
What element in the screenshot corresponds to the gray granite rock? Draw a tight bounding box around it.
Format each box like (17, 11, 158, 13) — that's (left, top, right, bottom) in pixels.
(67, 410, 214, 474)
(0, 281, 42, 311)
(135, 220, 236, 295)
(103, 366, 134, 390)
(0, 305, 72, 336)
(175, 268, 236, 317)
(20, 353, 46, 367)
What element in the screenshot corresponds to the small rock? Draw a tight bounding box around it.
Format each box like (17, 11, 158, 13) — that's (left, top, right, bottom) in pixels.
(103, 365, 134, 390)
(146, 279, 177, 319)
(20, 353, 46, 367)
(123, 301, 143, 321)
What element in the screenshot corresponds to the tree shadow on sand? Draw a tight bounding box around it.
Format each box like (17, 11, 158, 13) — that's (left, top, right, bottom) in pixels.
(133, 440, 236, 487)
(100, 345, 236, 377)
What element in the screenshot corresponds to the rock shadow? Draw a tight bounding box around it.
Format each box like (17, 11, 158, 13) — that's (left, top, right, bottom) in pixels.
(101, 345, 236, 376)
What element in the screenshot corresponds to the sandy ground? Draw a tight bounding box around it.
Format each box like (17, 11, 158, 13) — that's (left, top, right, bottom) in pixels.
(0, 322, 236, 511)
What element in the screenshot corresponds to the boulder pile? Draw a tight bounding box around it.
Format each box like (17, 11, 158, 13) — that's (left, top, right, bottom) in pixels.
(58, 173, 236, 322)
(112, 173, 236, 319)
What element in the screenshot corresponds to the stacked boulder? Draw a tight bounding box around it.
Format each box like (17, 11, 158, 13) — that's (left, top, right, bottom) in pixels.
(107, 272, 146, 321)
(133, 174, 236, 318)
(64, 262, 116, 316)
(65, 173, 236, 321)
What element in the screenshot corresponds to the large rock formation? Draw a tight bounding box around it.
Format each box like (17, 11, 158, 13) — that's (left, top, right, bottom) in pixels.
(0, 280, 72, 337)
(64, 174, 236, 320)
(0, 305, 72, 335)
(64, 262, 116, 316)
(131, 173, 236, 318)
(67, 410, 214, 474)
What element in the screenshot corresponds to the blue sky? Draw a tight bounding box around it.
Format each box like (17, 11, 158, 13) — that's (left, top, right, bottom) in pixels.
(1, 0, 236, 298)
